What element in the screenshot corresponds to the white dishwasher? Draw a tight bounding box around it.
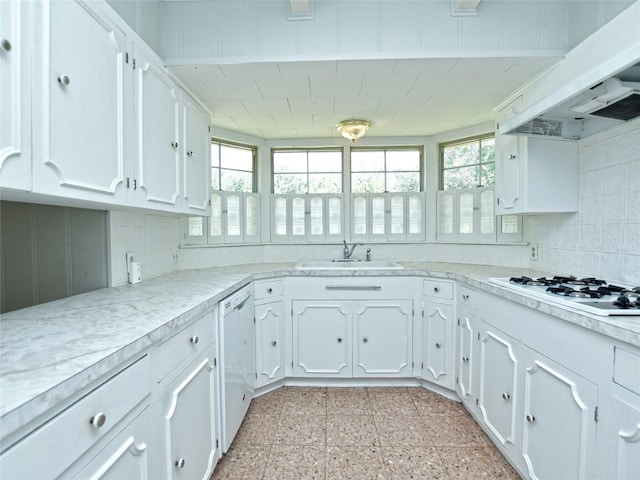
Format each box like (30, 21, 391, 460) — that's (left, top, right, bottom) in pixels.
(219, 285, 255, 452)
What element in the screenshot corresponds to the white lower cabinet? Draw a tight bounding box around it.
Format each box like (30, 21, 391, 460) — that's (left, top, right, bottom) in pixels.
(255, 302, 285, 386)
(292, 299, 412, 378)
(456, 285, 478, 408)
(476, 320, 598, 479)
(0, 356, 151, 480)
(520, 348, 598, 480)
(71, 408, 151, 480)
(421, 279, 455, 388)
(156, 347, 219, 480)
(152, 310, 220, 480)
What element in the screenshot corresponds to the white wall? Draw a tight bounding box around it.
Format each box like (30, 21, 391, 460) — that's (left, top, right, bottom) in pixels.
(526, 117, 640, 285)
(109, 211, 181, 286)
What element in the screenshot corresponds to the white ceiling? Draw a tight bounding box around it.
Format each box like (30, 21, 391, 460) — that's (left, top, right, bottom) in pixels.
(169, 56, 561, 141)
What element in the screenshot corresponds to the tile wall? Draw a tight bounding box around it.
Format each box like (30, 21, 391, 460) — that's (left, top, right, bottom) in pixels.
(526, 117, 640, 285)
(109, 211, 181, 286)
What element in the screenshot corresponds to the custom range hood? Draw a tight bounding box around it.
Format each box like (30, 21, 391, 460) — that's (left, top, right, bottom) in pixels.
(496, 2, 640, 141)
(511, 66, 640, 140)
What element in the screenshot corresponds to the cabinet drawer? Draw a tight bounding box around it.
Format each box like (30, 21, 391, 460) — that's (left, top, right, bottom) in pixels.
(423, 280, 453, 300)
(0, 355, 150, 480)
(154, 310, 215, 384)
(254, 280, 282, 301)
(613, 346, 640, 395)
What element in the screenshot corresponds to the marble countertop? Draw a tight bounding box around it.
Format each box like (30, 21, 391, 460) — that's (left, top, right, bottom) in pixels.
(1, 261, 638, 440)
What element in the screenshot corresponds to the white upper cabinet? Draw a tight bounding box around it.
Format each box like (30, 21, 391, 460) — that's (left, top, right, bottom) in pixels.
(32, 0, 131, 205)
(181, 92, 211, 215)
(133, 42, 181, 210)
(495, 134, 578, 214)
(0, 0, 31, 192)
(3, 0, 211, 216)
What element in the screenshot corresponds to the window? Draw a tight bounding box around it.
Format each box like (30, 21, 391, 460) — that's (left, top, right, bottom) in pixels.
(212, 141, 255, 192)
(272, 149, 342, 194)
(271, 149, 344, 242)
(438, 135, 521, 243)
(350, 147, 425, 242)
(184, 140, 260, 245)
(351, 148, 421, 193)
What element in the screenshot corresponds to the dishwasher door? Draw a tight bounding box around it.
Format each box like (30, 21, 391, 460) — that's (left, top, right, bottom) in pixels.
(219, 285, 255, 452)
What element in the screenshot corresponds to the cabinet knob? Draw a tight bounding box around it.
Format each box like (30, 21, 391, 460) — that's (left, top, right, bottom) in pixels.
(433, 287, 439, 293)
(267, 288, 273, 293)
(175, 458, 186, 469)
(1, 39, 11, 52)
(90, 412, 107, 428)
(187, 151, 194, 157)
(271, 340, 277, 346)
(57, 75, 70, 86)
(462, 356, 468, 363)
(363, 337, 368, 343)
(435, 342, 441, 348)
(190, 335, 199, 344)
(526, 414, 535, 423)
(242, 394, 246, 401)
(337, 337, 342, 343)
(462, 294, 469, 300)
(171, 142, 179, 149)
(502, 392, 510, 400)
(509, 154, 517, 159)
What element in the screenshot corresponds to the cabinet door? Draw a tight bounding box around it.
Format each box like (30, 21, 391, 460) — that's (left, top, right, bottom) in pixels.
(477, 327, 519, 450)
(494, 134, 521, 214)
(521, 354, 598, 480)
(160, 350, 219, 480)
(353, 300, 412, 377)
(255, 301, 284, 388)
(603, 390, 640, 480)
(0, 0, 31, 191)
(456, 310, 476, 407)
(70, 409, 151, 480)
(182, 93, 210, 215)
(422, 300, 453, 388)
(292, 301, 351, 377)
(133, 46, 180, 210)
(34, 0, 130, 203)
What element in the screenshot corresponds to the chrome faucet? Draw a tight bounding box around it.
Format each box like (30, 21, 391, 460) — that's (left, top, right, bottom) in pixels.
(343, 240, 364, 260)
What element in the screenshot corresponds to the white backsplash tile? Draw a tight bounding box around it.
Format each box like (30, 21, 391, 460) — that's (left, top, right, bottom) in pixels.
(109, 211, 181, 286)
(526, 117, 640, 285)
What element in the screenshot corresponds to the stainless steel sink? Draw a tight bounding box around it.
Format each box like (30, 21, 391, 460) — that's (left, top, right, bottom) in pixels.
(295, 260, 404, 270)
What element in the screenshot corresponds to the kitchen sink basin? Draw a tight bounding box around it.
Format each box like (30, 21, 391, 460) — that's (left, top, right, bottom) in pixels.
(295, 260, 404, 270)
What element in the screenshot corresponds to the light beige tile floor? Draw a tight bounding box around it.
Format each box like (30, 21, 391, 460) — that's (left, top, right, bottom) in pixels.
(210, 386, 521, 480)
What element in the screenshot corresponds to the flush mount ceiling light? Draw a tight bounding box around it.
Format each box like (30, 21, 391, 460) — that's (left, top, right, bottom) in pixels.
(336, 119, 371, 143)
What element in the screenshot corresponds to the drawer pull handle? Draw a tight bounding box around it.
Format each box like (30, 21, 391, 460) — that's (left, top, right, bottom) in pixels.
(175, 458, 186, 469)
(57, 74, 70, 86)
(171, 142, 179, 149)
(326, 285, 381, 291)
(434, 287, 440, 293)
(267, 287, 273, 293)
(462, 356, 469, 363)
(271, 340, 277, 346)
(90, 412, 107, 428)
(462, 294, 469, 300)
(502, 392, 510, 400)
(435, 342, 441, 348)
(190, 335, 199, 344)
(526, 414, 535, 423)
(242, 394, 246, 401)
(363, 337, 368, 343)
(1, 39, 11, 52)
